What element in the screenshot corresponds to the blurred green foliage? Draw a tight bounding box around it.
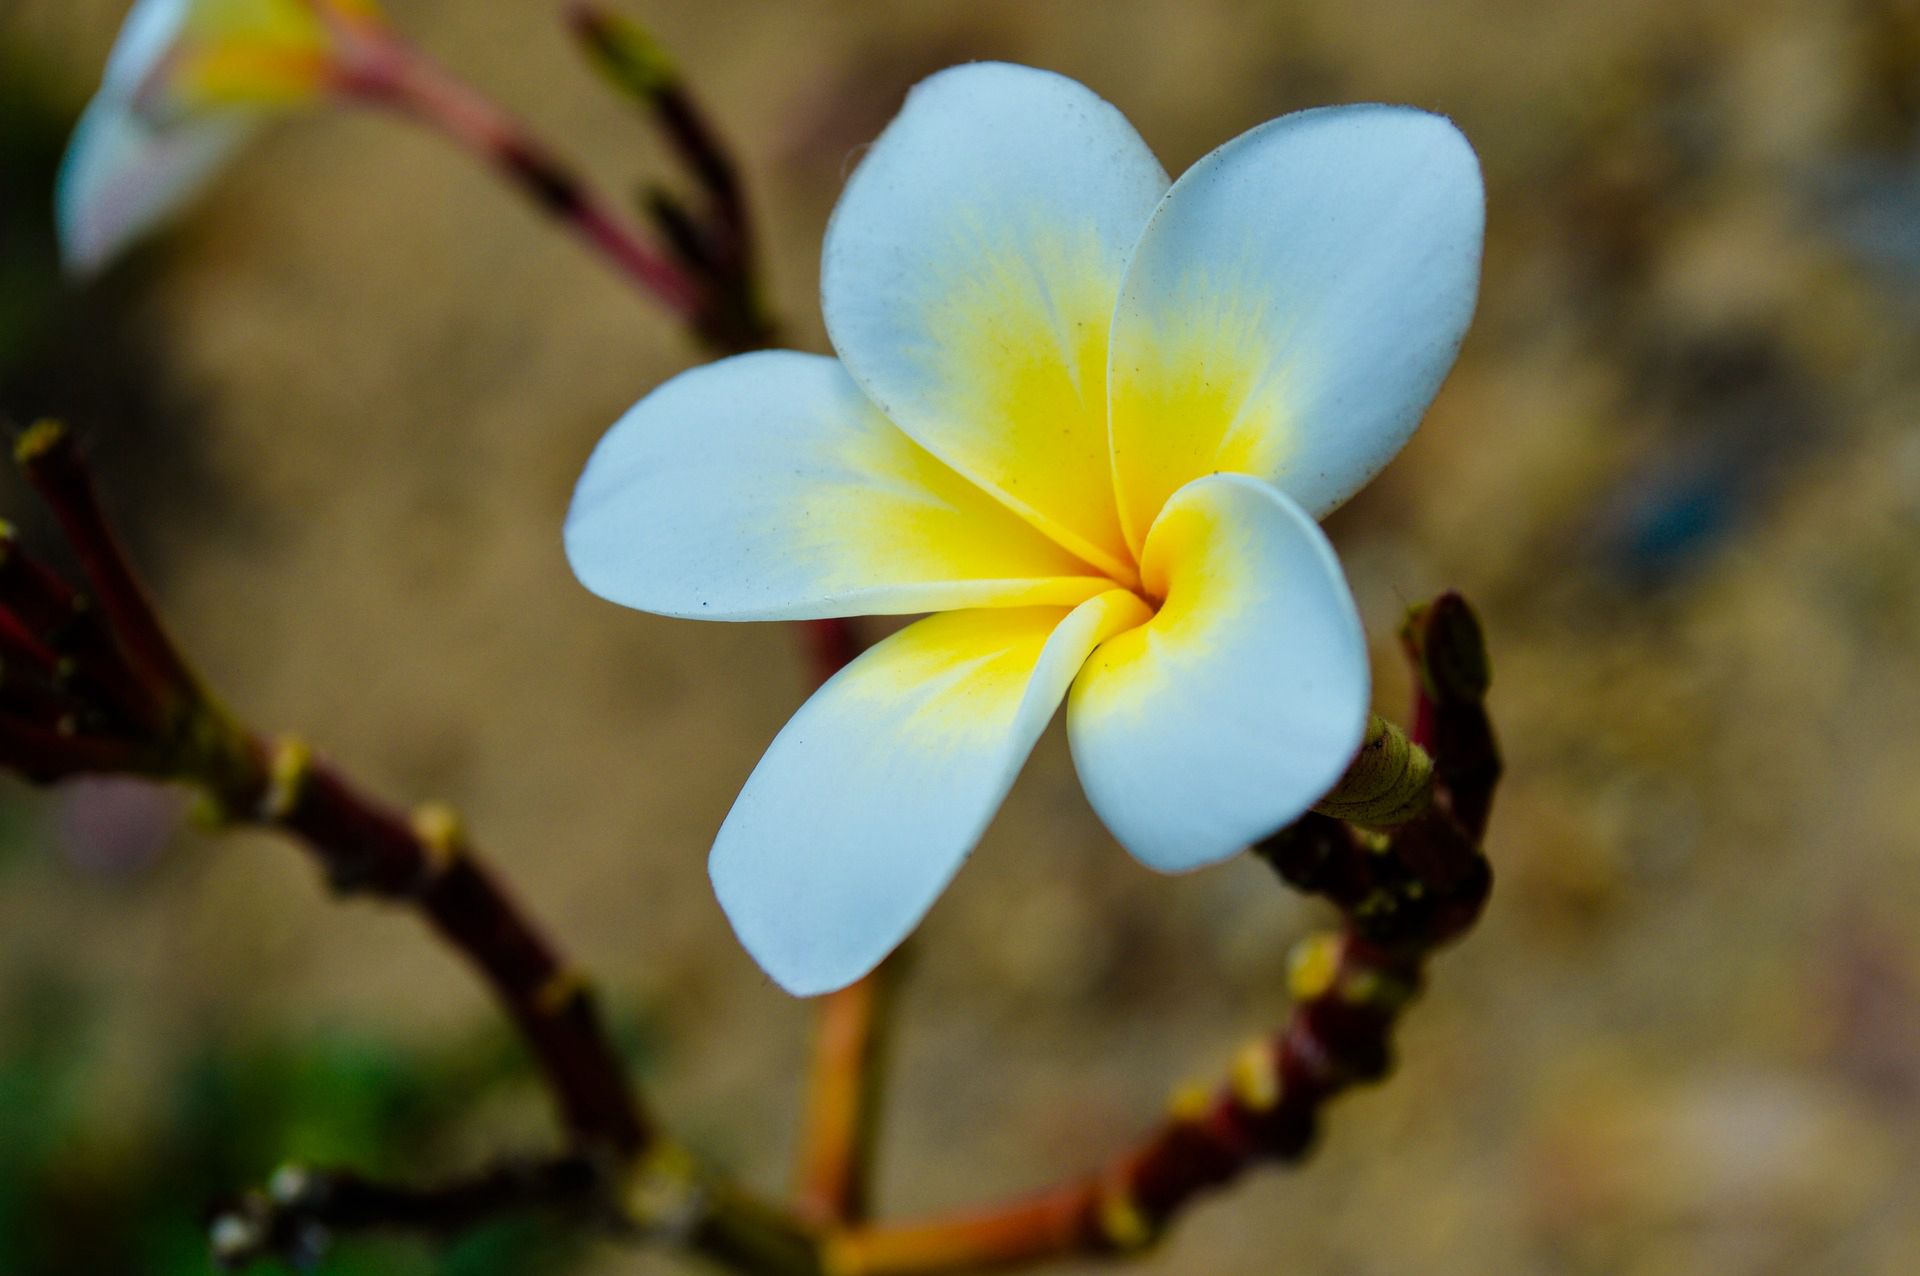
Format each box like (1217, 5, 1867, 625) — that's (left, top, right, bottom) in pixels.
(0, 965, 597, 1276)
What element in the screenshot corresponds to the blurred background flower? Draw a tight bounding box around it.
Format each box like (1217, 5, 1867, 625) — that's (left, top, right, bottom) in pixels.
(55, 0, 386, 276)
(3, 2, 1919, 1273)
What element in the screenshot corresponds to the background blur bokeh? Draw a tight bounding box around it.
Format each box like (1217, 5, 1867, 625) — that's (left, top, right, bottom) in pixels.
(3, 1, 1919, 1273)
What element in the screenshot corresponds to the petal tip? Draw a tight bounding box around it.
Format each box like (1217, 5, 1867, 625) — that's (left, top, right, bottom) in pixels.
(709, 840, 882, 999)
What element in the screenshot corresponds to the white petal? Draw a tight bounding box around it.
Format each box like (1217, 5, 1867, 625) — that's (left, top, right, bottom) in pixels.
(565, 351, 1110, 621)
(1107, 104, 1484, 551)
(1067, 474, 1369, 872)
(56, 91, 253, 276)
(712, 590, 1152, 995)
(104, 0, 191, 93)
(57, 0, 347, 274)
(821, 61, 1170, 583)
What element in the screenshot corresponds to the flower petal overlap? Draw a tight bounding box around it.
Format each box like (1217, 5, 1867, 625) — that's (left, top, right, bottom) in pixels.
(1107, 104, 1484, 550)
(821, 63, 1170, 586)
(1067, 474, 1369, 872)
(711, 592, 1151, 996)
(566, 351, 1110, 621)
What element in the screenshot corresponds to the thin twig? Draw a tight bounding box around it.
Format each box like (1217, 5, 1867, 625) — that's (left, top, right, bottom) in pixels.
(568, 4, 745, 234)
(567, 3, 776, 351)
(14, 421, 192, 723)
(229, 738, 654, 1159)
(325, 25, 704, 322)
(209, 1155, 604, 1270)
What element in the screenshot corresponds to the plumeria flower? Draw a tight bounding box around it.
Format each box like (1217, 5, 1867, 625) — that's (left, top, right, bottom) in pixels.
(57, 0, 385, 275)
(567, 63, 1484, 996)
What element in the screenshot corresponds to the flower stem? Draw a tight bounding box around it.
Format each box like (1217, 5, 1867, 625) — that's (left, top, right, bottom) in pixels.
(331, 29, 706, 322)
(795, 959, 899, 1225)
(567, 3, 777, 352)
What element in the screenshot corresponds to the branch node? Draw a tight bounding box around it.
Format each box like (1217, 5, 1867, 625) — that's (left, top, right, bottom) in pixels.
(1315, 715, 1434, 826)
(262, 735, 314, 820)
(1402, 593, 1492, 704)
(622, 1142, 705, 1239)
(1340, 966, 1420, 1012)
(410, 801, 465, 876)
(1166, 1081, 1214, 1123)
(1095, 1180, 1156, 1252)
(12, 418, 65, 468)
(1286, 932, 1344, 1003)
(1229, 1040, 1281, 1114)
(570, 4, 677, 98)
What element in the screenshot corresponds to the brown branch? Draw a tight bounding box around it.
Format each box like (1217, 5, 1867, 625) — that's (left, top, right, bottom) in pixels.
(9, 422, 843, 1273)
(827, 594, 1499, 1274)
(569, 4, 745, 232)
(320, 7, 782, 353)
(8, 422, 651, 1164)
(225, 739, 653, 1159)
(17, 0, 852, 1242)
(12, 424, 184, 733)
(568, 3, 776, 353)
(208, 1154, 604, 1270)
(13, 422, 183, 692)
(318, 20, 705, 324)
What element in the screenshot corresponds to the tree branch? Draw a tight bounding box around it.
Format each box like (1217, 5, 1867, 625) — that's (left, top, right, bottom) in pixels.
(228, 738, 654, 1159)
(9, 422, 651, 1163)
(208, 1155, 604, 1270)
(568, 3, 776, 352)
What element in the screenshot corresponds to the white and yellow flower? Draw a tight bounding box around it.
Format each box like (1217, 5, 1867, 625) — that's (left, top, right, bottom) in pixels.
(567, 63, 1485, 996)
(57, 0, 382, 274)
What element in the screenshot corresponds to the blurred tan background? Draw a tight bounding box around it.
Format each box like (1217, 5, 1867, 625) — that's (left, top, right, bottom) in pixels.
(3, 1, 1920, 1273)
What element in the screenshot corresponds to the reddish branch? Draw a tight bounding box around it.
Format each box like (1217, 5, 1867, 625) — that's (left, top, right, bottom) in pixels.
(569, 2, 776, 353)
(13, 15, 854, 1261)
(311, 2, 777, 353)
(9, 421, 649, 1165)
(241, 745, 652, 1157)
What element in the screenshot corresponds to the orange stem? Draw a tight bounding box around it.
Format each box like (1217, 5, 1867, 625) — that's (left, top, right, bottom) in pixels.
(829, 1183, 1093, 1275)
(795, 967, 894, 1224)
